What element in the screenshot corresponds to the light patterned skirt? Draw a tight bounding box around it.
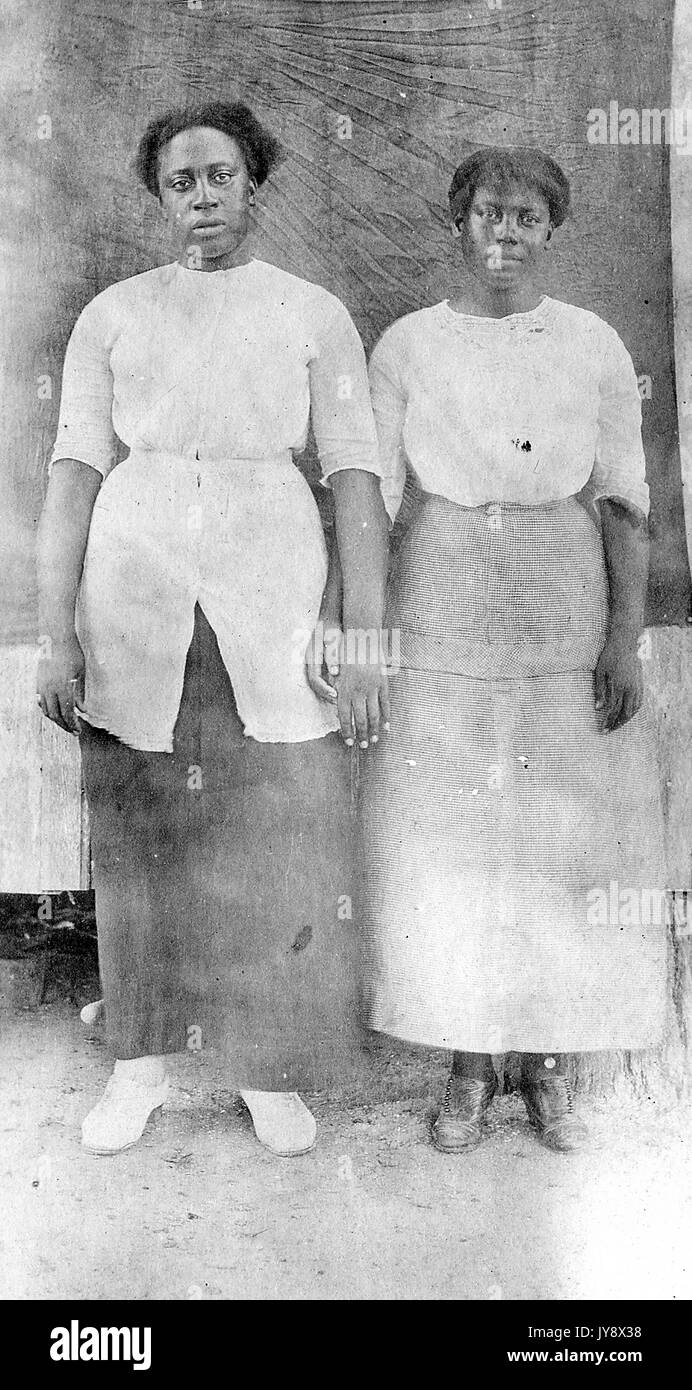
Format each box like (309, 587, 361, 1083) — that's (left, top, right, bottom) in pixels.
(359, 494, 668, 1053)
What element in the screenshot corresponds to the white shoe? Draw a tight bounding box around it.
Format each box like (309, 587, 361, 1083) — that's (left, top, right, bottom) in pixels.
(81, 1061, 169, 1154)
(80, 999, 105, 1026)
(240, 1090, 317, 1156)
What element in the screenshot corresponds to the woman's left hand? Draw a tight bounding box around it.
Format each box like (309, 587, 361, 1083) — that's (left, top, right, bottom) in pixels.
(594, 628, 643, 733)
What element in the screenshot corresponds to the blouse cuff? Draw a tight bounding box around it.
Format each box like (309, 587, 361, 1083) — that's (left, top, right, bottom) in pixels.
(580, 472, 650, 521)
(48, 450, 111, 479)
(319, 446, 384, 490)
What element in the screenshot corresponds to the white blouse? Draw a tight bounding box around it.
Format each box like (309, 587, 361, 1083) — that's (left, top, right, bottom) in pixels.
(367, 296, 649, 524)
(49, 259, 381, 751)
(51, 257, 379, 481)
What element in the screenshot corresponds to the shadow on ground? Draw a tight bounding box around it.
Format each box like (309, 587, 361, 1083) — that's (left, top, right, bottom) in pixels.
(1, 952, 691, 1301)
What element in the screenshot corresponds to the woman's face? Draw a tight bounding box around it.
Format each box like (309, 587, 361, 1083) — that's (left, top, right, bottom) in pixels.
(456, 182, 552, 290)
(157, 126, 256, 266)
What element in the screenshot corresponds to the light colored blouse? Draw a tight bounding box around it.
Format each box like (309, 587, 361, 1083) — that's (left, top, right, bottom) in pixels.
(49, 258, 381, 751)
(367, 296, 649, 524)
(51, 257, 379, 481)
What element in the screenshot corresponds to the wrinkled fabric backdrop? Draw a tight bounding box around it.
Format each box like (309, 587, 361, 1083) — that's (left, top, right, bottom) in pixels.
(1, 0, 690, 646)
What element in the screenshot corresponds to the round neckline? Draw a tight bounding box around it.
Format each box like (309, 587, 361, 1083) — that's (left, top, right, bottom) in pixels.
(437, 295, 552, 327)
(172, 256, 259, 278)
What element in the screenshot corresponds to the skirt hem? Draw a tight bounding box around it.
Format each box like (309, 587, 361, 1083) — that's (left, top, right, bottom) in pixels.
(368, 1022, 667, 1055)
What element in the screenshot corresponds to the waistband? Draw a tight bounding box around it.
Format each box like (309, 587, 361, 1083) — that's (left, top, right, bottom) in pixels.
(123, 449, 294, 472)
(418, 491, 579, 516)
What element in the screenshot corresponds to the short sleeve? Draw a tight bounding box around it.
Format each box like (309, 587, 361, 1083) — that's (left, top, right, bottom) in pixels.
(49, 294, 117, 478)
(368, 328, 408, 524)
(309, 298, 381, 486)
(581, 328, 649, 519)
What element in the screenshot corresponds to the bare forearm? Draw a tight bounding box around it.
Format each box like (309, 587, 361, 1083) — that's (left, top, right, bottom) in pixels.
(329, 470, 388, 631)
(37, 459, 101, 644)
(600, 497, 649, 638)
(320, 525, 344, 624)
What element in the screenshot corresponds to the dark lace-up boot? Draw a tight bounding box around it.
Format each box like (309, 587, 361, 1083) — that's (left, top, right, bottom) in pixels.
(520, 1053, 589, 1152)
(432, 1052, 497, 1153)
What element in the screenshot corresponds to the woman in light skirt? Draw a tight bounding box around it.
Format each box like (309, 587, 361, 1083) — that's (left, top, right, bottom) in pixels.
(357, 147, 667, 1152)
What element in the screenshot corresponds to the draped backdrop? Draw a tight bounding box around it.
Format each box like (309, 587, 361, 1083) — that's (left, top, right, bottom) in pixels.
(1, 2, 692, 1092)
(1, 0, 690, 645)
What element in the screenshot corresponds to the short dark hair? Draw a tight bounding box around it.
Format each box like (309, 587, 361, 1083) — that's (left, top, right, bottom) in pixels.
(448, 147, 571, 228)
(135, 101, 283, 197)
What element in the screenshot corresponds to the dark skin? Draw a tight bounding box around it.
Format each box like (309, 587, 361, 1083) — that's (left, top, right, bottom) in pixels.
(319, 182, 648, 735)
(37, 126, 390, 745)
(596, 498, 647, 731)
(36, 460, 100, 732)
(446, 181, 648, 733)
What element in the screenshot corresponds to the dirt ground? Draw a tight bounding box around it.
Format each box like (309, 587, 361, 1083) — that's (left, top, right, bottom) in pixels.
(2, 966, 692, 1302)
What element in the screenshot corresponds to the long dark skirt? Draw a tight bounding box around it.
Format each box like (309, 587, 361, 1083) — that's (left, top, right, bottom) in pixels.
(80, 606, 365, 1090)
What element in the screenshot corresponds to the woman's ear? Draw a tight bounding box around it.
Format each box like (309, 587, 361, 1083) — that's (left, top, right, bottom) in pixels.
(451, 219, 462, 240)
(248, 178, 258, 205)
(545, 224, 553, 245)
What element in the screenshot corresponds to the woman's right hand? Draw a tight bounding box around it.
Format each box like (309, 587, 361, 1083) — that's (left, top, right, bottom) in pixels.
(36, 633, 85, 734)
(334, 635, 390, 749)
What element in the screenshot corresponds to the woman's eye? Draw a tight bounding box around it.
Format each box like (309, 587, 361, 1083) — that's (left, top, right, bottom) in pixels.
(213, 171, 233, 184)
(171, 180, 190, 191)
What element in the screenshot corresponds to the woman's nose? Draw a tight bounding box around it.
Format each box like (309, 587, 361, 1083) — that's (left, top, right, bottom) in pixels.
(193, 179, 219, 207)
(496, 217, 518, 242)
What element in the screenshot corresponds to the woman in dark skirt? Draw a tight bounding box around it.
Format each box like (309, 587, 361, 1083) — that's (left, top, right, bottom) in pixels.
(358, 148, 668, 1153)
(36, 101, 389, 1157)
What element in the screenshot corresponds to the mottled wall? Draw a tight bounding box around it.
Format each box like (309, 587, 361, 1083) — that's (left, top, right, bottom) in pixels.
(1, 0, 690, 643)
